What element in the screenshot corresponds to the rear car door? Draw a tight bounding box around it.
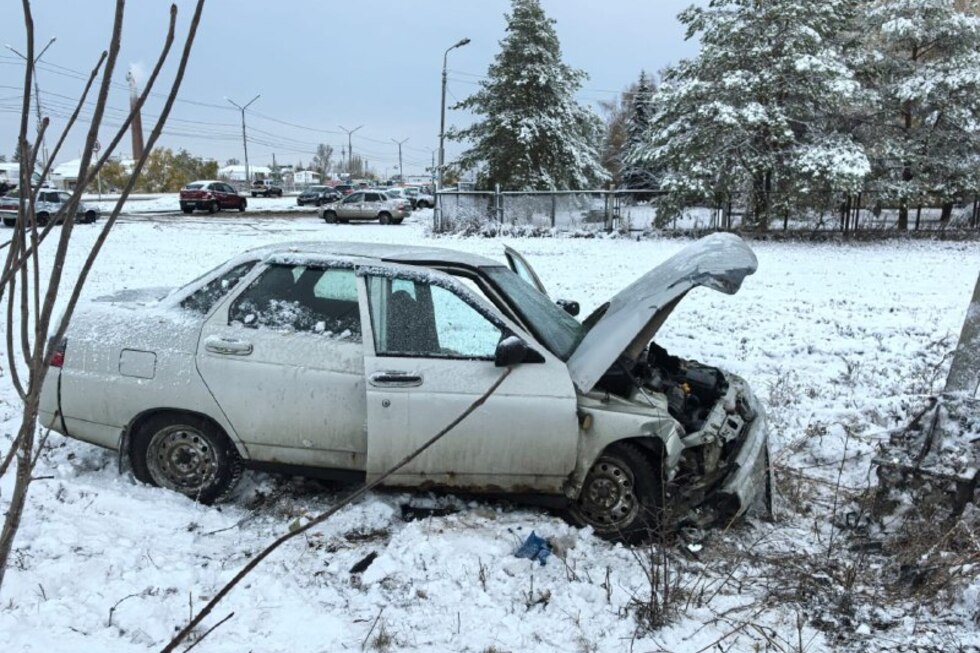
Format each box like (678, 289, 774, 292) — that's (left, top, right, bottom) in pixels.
(195, 260, 368, 469)
(361, 267, 579, 493)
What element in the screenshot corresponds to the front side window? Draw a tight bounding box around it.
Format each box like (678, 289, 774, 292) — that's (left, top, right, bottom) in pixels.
(229, 264, 361, 340)
(367, 275, 501, 359)
(343, 193, 362, 204)
(181, 261, 257, 315)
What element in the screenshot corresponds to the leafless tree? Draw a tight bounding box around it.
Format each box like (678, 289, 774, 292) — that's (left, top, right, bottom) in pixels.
(0, 0, 206, 593)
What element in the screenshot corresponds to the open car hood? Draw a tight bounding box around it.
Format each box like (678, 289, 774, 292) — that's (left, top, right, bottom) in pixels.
(567, 233, 757, 393)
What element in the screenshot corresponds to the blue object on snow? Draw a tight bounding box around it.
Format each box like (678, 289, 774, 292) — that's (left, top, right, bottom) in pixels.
(514, 531, 551, 566)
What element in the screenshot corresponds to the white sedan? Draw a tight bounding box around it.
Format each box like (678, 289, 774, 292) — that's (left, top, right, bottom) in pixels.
(40, 234, 770, 542)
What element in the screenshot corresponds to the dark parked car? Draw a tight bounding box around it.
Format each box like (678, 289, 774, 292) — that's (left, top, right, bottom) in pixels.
(334, 184, 355, 196)
(179, 181, 246, 214)
(296, 185, 342, 206)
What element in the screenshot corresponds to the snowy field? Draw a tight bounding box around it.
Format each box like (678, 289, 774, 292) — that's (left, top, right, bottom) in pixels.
(83, 192, 313, 215)
(1, 209, 979, 652)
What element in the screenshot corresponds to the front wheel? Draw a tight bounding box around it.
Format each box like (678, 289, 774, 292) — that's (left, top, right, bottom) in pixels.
(131, 413, 243, 504)
(568, 442, 664, 543)
(323, 210, 338, 224)
(238, 200, 246, 212)
(207, 201, 218, 214)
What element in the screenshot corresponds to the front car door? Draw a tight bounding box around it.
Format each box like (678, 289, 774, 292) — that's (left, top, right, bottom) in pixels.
(339, 192, 364, 219)
(195, 258, 368, 469)
(361, 266, 579, 494)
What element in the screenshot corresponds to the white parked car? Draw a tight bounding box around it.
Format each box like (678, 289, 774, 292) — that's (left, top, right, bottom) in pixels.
(317, 190, 411, 225)
(0, 188, 101, 227)
(39, 234, 769, 541)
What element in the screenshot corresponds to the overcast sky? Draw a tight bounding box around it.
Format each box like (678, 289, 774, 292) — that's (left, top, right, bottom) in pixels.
(1, 0, 700, 177)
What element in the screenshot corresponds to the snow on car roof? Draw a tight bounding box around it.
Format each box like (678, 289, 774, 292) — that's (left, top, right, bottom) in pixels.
(240, 241, 504, 269)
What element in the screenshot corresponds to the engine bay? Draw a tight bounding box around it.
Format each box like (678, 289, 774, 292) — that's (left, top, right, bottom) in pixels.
(595, 342, 729, 433)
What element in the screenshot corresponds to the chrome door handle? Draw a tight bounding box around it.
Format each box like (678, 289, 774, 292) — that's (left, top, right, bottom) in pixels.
(205, 336, 253, 356)
(369, 371, 423, 387)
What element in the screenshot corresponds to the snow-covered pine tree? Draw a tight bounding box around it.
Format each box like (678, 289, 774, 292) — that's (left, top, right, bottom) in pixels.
(633, 0, 868, 229)
(621, 71, 658, 190)
(448, 0, 607, 191)
(858, 0, 980, 229)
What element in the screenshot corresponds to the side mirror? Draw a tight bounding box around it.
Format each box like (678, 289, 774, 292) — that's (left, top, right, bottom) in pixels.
(556, 299, 580, 317)
(495, 335, 538, 367)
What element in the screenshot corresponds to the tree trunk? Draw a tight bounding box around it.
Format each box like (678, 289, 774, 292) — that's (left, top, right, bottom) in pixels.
(940, 201, 953, 225)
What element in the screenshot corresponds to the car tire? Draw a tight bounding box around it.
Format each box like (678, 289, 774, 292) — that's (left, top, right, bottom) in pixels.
(2, 217, 15, 227)
(131, 412, 243, 504)
(568, 441, 664, 544)
(36, 212, 50, 227)
(181, 207, 194, 215)
(315, 198, 322, 207)
(379, 212, 392, 225)
(83, 210, 97, 223)
(208, 200, 218, 214)
(323, 210, 338, 224)
(251, 192, 257, 198)
(417, 200, 429, 209)
(238, 200, 246, 212)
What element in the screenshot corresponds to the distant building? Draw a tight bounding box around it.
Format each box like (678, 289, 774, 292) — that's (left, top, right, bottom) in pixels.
(50, 158, 135, 190)
(292, 170, 319, 185)
(218, 164, 272, 181)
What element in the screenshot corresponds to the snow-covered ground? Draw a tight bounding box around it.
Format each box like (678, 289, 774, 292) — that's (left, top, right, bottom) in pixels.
(83, 192, 312, 215)
(1, 210, 979, 652)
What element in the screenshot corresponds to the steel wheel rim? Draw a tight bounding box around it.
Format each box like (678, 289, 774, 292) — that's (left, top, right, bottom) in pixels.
(146, 425, 218, 495)
(576, 456, 638, 530)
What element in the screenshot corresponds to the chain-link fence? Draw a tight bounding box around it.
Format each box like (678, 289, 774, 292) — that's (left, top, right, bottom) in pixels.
(433, 188, 980, 235)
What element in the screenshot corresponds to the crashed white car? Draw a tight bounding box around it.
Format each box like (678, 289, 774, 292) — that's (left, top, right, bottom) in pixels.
(40, 233, 769, 541)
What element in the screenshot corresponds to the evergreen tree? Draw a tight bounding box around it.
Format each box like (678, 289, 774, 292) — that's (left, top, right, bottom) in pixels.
(448, 0, 607, 190)
(621, 70, 657, 189)
(634, 0, 868, 229)
(858, 0, 980, 229)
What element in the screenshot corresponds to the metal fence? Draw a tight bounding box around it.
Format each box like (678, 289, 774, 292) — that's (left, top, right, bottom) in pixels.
(433, 188, 980, 235)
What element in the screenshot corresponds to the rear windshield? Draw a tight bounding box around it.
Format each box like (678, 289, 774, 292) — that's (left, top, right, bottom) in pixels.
(185, 183, 204, 190)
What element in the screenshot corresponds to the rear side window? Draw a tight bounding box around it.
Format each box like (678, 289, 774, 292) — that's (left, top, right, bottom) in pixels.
(229, 264, 361, 340)
(181, 261, 257, 315)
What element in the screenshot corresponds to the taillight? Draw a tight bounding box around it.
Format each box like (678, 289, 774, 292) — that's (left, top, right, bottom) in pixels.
(204, 192, 213, 199)
(50, 338, 67, 368)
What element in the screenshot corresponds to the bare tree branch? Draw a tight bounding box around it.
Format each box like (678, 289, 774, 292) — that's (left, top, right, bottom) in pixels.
(159, 367, 514, 653)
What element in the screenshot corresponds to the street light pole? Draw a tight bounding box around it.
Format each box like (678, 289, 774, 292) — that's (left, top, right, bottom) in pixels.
(437, 37, 469, 230)
(226, 94, 260, 185)
(391, 138, 409, 183)
(6, 37, 56, 171)
(339, 125, 363, 178)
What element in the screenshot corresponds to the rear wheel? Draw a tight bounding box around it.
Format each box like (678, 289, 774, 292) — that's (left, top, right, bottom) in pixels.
(3, 217, 15, 227)
(208, 200, 218, 214)
(131, 413, 243, 504)
(569, 442, 664, 544)
(379, 212, 392, 225)
(84, 210, 97, 223)
(238, 199, 246, 212)
(323, 210, 338, 224)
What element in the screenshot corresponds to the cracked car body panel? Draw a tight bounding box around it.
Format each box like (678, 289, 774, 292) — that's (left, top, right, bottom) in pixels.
(568, 232, 758, 393)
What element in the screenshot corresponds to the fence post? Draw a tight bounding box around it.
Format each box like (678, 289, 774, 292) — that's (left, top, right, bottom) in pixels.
(550, 193, 557, 228)
(854, 192, 862, 232)
(604, 192, 611, 231)
(494, 183, 501, 223)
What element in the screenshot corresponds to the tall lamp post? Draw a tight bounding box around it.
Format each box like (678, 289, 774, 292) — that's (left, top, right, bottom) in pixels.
(6, 37, 56, 171)
(391, 137, 409, 183)
(437, 37, 469, 229)
(226, 94, 260, 185)
(339, 125, 363, 178)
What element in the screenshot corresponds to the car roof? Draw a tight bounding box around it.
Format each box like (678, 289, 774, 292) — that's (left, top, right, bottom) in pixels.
(238, 241, 503, 269)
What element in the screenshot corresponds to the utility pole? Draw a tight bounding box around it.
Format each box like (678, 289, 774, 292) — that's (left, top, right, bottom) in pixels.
(391, 138, 409, 183)
(437, 37, 470, 230)
(339, 125, 363, 177)
(226, 94, 260, 184)
(6, 37, 56, 171)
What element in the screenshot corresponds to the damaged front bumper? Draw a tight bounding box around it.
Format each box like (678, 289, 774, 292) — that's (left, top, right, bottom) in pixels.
(673, 377, 772, 526)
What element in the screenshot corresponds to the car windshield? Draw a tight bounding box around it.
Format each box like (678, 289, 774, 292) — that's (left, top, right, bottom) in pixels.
(482, 266, 584, 361)
(186, 183, 204, 190)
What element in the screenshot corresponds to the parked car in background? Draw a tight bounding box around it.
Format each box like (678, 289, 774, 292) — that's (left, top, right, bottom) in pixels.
(296, 185, 342, 206)
(318, 190, 411, 225)
(179, 180, 246, 214)
(0, 188, 100, 227)
(334, 184, 356, 196)
(401, 186, 435, 209)
(251, 179, 283, 198)
(38, 234, 769, 542)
